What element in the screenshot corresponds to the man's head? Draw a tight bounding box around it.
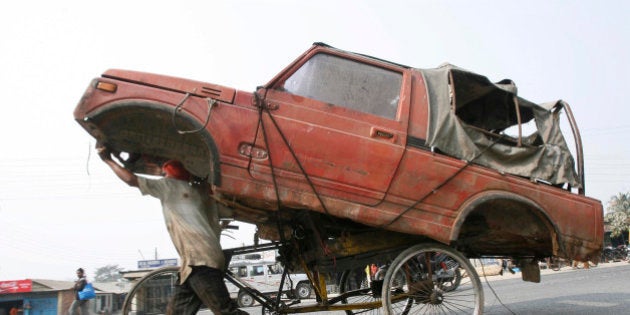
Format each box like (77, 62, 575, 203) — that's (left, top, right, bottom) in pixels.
(76, 268, 85, 278)
(162, 160, 191, 181)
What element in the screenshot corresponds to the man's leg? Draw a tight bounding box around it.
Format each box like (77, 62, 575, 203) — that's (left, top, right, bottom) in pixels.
(68, 300, 79, 315)
(79, 300, 90, 314)
(168, 279, 203, 315)
(187, 266, 246, 315)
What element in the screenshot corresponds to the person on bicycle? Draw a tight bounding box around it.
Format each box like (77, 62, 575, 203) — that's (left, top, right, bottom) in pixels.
(97, 144, 246, 315)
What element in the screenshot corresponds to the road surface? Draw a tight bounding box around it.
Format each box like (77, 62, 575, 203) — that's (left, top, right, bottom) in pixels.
(199, 261, 630, 315)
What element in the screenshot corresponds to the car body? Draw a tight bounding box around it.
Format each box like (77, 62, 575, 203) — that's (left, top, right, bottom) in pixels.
(74, 43, 603, 273)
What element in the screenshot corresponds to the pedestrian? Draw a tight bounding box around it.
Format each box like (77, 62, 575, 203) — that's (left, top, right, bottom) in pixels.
(69, 268, 90, 315)
(97, 144, 246, 315)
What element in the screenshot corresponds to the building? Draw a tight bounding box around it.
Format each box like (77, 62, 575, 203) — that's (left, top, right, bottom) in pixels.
(91, 281, 130, 314)
(0, 279, 76, 314)
(0, 279, 129, 315)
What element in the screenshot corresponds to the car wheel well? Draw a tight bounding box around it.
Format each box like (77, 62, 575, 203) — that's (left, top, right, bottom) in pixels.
(86, 100, 221, 184)
(451, 191, 557, 258)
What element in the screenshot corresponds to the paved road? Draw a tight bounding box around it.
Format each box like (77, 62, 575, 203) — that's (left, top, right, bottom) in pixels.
(483, 261, 630, 314)
(200, 261, 630, 315)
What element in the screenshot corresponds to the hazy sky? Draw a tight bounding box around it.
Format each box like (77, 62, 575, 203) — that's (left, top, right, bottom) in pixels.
(0, 0, 628, 281)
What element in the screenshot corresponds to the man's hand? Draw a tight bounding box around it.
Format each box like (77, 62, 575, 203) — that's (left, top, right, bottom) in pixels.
(96, 143, 112, 161)
(95, 142, 139, 187)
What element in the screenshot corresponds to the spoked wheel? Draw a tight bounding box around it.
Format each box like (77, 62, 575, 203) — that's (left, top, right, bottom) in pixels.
(382, 243, 483, 315)
(339, 266, 385, 315)
(122, 266, 180, 315)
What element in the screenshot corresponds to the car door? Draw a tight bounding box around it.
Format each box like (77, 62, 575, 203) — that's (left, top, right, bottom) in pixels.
(248, 264, 276, 293)
(250, 50, 410, 206)
(265, 263, 289, 291)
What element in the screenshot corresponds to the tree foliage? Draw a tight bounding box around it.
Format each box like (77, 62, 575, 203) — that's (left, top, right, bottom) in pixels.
(93, 264, 124, 282)
(605, 192, 630, 238)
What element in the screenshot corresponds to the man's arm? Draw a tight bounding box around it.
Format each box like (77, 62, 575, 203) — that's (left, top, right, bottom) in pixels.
(96, 144, 139, 187)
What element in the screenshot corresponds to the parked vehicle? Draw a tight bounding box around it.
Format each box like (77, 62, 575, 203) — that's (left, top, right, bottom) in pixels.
(423, 252, 462, 292)
(601, 245, 627, 263)
(225, 258, 311, 307)
(74, 42, 603, 283)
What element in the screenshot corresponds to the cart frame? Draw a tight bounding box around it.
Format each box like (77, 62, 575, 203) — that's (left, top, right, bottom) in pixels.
(122, 237, 484, 315)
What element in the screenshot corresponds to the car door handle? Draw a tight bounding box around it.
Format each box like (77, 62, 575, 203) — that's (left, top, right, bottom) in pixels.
(370, 127, 396, 140)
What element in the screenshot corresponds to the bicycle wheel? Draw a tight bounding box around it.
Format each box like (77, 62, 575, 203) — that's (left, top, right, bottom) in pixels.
(339, 266, 384, 315)
(122, 266, 180, 315)
(382, 243, 483, 315)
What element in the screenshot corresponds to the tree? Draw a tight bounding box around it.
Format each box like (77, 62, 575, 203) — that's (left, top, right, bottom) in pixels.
(94, 264, 124, 282)
(605, 192, 630, 239)
(607, 192, 630, 214)
(607, 211, 628, 239)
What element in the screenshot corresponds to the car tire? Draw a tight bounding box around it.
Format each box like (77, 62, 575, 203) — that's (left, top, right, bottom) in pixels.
(237, 290, 255, 308)
(295, 282, 311, 299)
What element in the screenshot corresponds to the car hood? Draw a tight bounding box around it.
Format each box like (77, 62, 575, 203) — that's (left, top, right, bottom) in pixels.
(103, 69, 236, 104)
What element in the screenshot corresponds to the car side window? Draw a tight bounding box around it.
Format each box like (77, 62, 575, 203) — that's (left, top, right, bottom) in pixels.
(267, 263, 283, 275)
(230, 266, 248, 278)
(250, 265, 264, 276)
(280, 53, 402, 119)
(238, 266, 247, 277)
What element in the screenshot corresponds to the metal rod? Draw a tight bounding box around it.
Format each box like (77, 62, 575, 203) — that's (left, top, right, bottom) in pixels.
(560, 101, 585, 195)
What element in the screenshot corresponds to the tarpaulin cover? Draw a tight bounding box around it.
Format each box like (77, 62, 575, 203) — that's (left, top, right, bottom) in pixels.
(421, 64, 581, 188)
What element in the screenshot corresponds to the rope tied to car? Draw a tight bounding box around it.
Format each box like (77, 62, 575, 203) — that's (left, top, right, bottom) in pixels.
(171, 89, 217, 134)
(253, 92, 333, 218)
(379, 134, 506, 229)
(253, 91, 338, 266)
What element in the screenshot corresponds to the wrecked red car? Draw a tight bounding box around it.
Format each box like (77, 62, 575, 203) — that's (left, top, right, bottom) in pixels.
(74, 43, 602, 276)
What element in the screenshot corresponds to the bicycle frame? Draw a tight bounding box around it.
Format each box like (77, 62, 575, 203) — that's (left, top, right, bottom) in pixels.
(223, 242, 385, 314)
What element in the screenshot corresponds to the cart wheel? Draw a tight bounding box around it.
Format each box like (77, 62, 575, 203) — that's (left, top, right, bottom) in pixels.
(382, 243, 483, 315)
(122, 266, 180, 315)
(238, 290, 256, 307)
(339, 266, 384, 315)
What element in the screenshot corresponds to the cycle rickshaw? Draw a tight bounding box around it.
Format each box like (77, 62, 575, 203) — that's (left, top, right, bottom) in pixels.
(122, 215, 483, 315)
